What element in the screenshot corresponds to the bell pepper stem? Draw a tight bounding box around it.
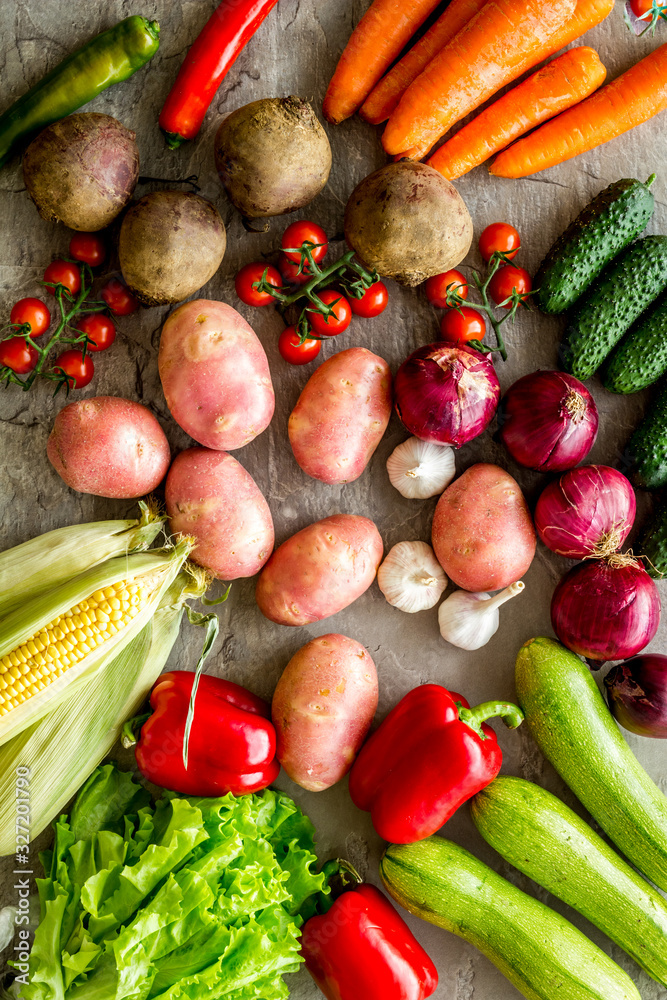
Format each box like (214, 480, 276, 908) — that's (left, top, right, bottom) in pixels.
(121, 712, 151, 748)
(311, 858, 363, 915)
(457, 700, 524, 740)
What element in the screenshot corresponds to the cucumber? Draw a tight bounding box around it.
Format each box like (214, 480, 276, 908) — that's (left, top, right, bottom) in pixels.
(628, 379, 667, 489)
(561, 235, 667, 381)
(381, 838, 641, 1000)
(603, 293, 667, 393)
(637, 499, 667, 577)
(471, 776, 667, 987)
(515, 637, 667, 891)
(535, 176, 655, 315)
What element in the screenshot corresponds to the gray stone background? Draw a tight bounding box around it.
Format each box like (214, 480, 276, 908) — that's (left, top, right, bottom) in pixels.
(1, 1, 667, 997)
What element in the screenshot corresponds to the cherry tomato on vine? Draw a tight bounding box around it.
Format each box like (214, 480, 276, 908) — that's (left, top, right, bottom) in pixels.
(76, 314, 116, 352)
(54, 349, 94, 389)
(307, 290, 352, 337)
(278, 326, 322, 365)
(101, 278, 139, 315)
(0, 336, 38, 374)
(44, 260, 81, 297)
(488, 265, 532, 308)
(350, 281, 388, 318)
(479, 223, 521, 262)
(281, 221, 328, 264)
(235, 262, 282, 307)
(440, 307, 486, 344)
(629, 0, 660, 15)
(69, 232, 106, 267)
(278, 253, 313, 286)
(10, 298, 50, 337)
(425, 270, 468, 309)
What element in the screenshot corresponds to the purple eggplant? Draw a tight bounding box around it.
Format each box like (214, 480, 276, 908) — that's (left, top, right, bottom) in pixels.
(605, 655, 667, 738)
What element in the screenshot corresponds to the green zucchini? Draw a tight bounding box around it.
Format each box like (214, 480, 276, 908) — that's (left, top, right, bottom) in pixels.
(381, 837, 641, 1000)
(561, 236, 667, 381)
(638, 499, 667, 576)
(603, 293, 667, 393)
(515, 637, 667, 891)
(471, 776, 667, 987)
(628, 379, 667, 489)
(534, 176, 655, 315)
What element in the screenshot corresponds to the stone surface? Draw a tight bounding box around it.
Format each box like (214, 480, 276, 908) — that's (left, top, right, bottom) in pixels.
(1, 2, 667, 998)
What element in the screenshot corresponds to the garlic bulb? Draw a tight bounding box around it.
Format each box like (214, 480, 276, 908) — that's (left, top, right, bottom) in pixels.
(378, 541, 447, 613)
(438, 581, 525, 650)
(387, 437, 456, 499)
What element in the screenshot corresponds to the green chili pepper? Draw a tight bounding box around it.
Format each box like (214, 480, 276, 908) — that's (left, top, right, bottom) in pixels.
(0, 16, 160, 168)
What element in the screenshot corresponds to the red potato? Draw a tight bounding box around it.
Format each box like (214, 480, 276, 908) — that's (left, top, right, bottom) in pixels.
(272, 633, 379, 791)
(288, 347, 392, 485)
(432, 463, 536, 591)
(46, 396, 170, 499)
(165, 447, 274, 580)
(158, 299, 275, 451)
(256, 514, 383, 626)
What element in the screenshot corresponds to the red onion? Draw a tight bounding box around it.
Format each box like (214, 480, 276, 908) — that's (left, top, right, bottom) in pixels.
(551, 557, 661, 663)
(499, 370, 598, 471)
(394, 343, 500, 447)
(605, 655, 667, 737)
(535, 465, 636, 559)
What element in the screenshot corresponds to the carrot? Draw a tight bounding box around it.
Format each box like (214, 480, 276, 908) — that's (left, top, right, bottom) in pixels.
(428, 47, 607, 179)
(541, 0, 614, 57)
(322, 0, 442, 125)
(490, 42, 667, 177)
(359, 0, 487, 125)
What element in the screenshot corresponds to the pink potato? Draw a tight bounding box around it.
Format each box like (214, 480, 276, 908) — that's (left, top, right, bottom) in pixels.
(166, 447, 274, 580)
(256, 514, 383, 626)
(432, 463, 536, 592)
(288, 347, 392, 484)
(46, 396, 170, 499)
(158, 299, 275, 451)
(272, 633, 378, 791)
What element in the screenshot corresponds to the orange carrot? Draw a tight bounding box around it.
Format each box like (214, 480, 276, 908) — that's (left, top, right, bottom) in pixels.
(322, 0, 442, 125)
(359, 0, 487, 125)
(490, 42, 667, 177)
(428, 47, 607, 179)
(541, 0, 614, 58)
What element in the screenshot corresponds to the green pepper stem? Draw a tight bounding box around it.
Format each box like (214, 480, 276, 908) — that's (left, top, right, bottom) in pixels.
(458, 700, 524, 740)
(314, 858, 363, 915)
(121, 712, 151, 748)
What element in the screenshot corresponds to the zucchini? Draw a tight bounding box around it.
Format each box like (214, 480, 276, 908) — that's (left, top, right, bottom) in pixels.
(603, 293, 667, 393)
(638, 499, 667, 577)
(534, 176, 655, 315)
(381, 837, 641, 1000)
(561, 235, 667, 382)
(471, 776, 667, 988)
(515, 637, 667, 892)
(628, 379, 667, 489)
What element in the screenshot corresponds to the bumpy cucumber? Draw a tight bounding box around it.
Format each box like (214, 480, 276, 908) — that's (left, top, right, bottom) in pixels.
(535, 176, 655, 315)
(381, 837, 641, 1000)
(628, 379, 667, 489)
(638, 500, 667, 576)
(471, 776, 667, 987)
(603, 293, 667, 393)
(515, 637, 667, 891)
(561, 236, 667, 381)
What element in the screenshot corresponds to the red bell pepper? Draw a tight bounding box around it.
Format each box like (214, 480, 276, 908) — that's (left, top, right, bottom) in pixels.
(348, 684, 523, 843)
(131, 671, 280, 796)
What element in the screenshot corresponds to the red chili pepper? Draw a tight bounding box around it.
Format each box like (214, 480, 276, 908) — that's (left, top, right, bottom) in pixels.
(159, 0, 279, 148)
(133, 671, 280, 796)
(348, 684, 524, 844)
(301, 879, 438, 1000)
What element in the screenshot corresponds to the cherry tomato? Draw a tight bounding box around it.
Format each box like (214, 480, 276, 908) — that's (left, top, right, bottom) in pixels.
(424, 270, 468, 309)
(101, 278, 139, 315)
(278, 326, 322, 365)
(488, 265, 532, 308)
(69, 232, 106, 267)
(307, 290, 352, 337)
(350, 281, 388, 318)
(439, 307, 486, 344)
(630, 0, 658, 15)
(0, 336, 38, 374)
(281, 221, 328, 264)
(54, 349, 94, 389)
(76, 314, 116, 352)
(9, 298, 50, 337)
(278, 253, 313, 286)
(479, 223, 521, 262)
(43, 260, 81, 297)
(235, 262, 283, 307)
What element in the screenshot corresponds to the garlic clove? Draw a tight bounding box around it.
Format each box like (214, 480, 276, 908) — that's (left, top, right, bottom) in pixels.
(378, 540, 448, 613)
(387, 437, 456, 499)
(438, 581, 525, 651)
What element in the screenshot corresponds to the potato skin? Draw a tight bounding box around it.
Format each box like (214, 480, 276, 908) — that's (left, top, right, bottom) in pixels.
(256, 514, 383, 626)
(272, 634, 378, 791)
(432, 463, 536, 591)
(166, 447, 274, 580)
(158, 299, 275, 452)
(288, 348, 392, 484)
(46, 396, 170, 499)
